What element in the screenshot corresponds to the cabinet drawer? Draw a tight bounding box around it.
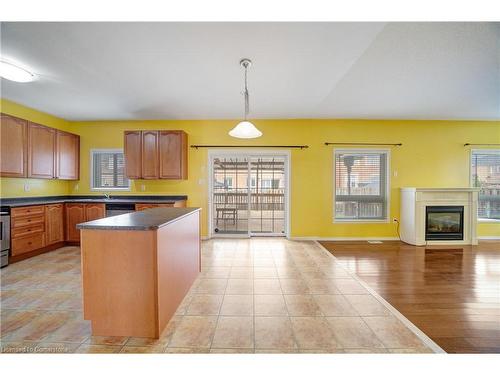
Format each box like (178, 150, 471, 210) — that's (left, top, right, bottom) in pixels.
(11, 233, 45, 256)
(11, 205, 45, 218)
(12, 214, 45, 228)
(12, 223, 45, 239)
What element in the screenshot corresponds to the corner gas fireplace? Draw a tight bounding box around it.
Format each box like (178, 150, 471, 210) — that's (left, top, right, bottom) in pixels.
(425, 205, 464, 241)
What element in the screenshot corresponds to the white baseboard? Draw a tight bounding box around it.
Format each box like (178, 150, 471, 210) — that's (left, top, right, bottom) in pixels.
(289, 236, 399, 241)
(203, 235, 498, 241)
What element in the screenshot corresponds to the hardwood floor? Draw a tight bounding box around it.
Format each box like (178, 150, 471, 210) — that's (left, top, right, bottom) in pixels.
(319, 240, 500, 354)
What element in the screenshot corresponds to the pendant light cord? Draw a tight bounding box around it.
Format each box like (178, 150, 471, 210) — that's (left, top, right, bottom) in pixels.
(243, 63, 249, 121)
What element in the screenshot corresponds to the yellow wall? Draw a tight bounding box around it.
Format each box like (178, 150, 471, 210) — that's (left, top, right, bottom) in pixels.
(0, 99, 72, 197)
(1, 99, 499, 238)
(68, 118, 500, 238)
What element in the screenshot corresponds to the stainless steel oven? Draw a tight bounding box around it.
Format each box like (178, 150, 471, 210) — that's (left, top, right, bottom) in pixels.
(1, 211, 10, 268)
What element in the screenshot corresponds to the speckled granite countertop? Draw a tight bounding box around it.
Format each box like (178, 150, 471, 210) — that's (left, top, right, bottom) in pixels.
(76, 207, 201, 230)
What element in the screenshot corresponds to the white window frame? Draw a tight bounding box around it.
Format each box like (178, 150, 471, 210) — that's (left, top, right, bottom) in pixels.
(470, 149, 500, 222)
(90, 149, 131, 191)
(333, 148, 391, 223)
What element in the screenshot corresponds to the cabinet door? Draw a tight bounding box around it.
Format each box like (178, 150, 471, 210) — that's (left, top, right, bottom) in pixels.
(85, 204, 106, 221)
(45, 204, 64, 245)
(28, 122, 56, 179)
(141, 131, 159, 179)
(65, 204, 85, 242)
(56, 131, 80, 180)
(124, 131, 142, 179)
(0, 114, 27, 177)
(159, 131, 188, 179)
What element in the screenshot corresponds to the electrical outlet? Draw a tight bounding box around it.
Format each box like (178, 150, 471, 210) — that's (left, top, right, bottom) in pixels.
(74, 183, 79, 191)
(393, 171, 398, 177)
(198, 178, 205, 185)
(141, 184, 146, 192)
(24, 183, 30, 192)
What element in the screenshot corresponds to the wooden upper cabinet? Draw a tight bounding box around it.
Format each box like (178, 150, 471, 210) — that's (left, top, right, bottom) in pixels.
(56, 130, 80, 180)
(45, 204, 64, 245)
(124, 131, 142, 179)
(28, 122, 56, 179)
(0, 114, 27, 177)
(141, 131, 159, 179)
(1, 113, 80, 180)
(85, 203, 106, 222)
(124, 130, 188, 180)
(159, 131, 188, 179)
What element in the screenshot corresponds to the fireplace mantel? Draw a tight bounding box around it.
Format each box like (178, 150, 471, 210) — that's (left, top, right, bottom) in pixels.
(400, 188, 479, 246)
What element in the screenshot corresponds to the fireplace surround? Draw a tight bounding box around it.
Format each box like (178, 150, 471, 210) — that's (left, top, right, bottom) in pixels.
(400, 188, 479, 246)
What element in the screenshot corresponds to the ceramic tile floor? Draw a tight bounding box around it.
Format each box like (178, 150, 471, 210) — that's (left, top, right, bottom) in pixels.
(0, 239, 437, 354)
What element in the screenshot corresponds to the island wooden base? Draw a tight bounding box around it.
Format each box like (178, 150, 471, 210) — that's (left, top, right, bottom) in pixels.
(80, 210, 200, 338)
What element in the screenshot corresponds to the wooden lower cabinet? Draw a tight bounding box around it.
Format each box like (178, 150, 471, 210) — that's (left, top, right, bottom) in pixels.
(135, 201, 186, 211)
(11, 233, 46, 256)
(85, 204, 106, 222)
(135, 203, 173, 211)
(65, 204, 86, 242)
(65, 203, 105, 242)
(45, 204, 64, 245)
(11, 205, 46, 256)
(9, 200, 185, 260)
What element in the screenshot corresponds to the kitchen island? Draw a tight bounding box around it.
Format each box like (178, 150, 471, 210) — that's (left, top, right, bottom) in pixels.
(77, 207, 201, 338)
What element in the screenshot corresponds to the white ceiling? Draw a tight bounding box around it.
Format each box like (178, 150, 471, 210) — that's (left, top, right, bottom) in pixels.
(1, 22, 499, 121)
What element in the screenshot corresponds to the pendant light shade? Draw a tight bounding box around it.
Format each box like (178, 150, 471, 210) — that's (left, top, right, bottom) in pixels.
(229, 58, 262, 139)
(229, 120, 263, 139)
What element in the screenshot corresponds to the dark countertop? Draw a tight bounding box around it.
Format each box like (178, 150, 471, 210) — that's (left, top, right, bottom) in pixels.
(76, 207, 201, 231)
(0, 195, 188, 208)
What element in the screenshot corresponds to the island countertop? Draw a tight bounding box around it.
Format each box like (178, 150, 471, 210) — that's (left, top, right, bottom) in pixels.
(76, 207, 201, 231)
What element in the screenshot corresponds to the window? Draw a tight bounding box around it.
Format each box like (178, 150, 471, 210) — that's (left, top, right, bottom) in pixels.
(261, 178, 280, 189)
(471, 150, 500, 220)
(91, 150, 129, 190)
(224, 177, 233, 188)
(334, 150, 389, 221)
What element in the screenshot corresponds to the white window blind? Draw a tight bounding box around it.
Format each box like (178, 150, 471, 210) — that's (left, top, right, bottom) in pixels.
(471, 150, 500, 220)
(91, 150, 129, 190)
(334, 150, 389, 221)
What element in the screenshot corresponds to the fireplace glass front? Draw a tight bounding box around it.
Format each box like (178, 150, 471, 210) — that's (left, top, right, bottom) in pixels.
(425, 206, 464, 241)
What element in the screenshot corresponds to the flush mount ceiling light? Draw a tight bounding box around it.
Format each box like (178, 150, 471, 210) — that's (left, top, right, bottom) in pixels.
(229, 58, 262, 139)
(0, 60, 36, 83)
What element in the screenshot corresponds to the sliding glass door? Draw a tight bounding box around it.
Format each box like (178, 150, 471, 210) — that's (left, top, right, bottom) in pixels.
(212, 156, 249, 235)
(210, 152, 288, 237)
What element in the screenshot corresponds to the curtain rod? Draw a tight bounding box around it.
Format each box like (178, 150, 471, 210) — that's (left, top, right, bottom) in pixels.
(464, 143, 500, 146)
(324, 142, 402, 146)
(191, 145, 308, 149)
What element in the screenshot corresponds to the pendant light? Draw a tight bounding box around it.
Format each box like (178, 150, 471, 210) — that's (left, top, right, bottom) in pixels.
(229, 58, 262, 139)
